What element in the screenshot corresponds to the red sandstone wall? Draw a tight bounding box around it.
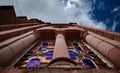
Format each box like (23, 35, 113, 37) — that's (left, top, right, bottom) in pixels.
(15, 17, 28, 24)
(77, 25, 120, 42)
(0, 24, 46, 42)
(0, 6, 17, 25)
(0, 6, 42, 25)
(0, 68, 119, 73)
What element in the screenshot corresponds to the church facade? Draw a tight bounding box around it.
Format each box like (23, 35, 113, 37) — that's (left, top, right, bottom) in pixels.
(0, 6, 120, 73)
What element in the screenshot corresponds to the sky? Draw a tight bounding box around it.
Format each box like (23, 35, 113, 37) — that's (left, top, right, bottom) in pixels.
(0, 0, 120, 32)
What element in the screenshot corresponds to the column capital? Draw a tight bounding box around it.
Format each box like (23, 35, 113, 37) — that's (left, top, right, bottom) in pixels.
(55, 30, 66, 38)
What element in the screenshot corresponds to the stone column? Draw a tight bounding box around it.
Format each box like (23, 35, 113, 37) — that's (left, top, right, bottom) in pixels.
(85, 33, 120, 67)
(53, 34, 69, 59)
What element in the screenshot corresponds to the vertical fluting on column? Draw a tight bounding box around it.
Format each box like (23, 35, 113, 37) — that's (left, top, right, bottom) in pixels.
(53, 34, 69, 59)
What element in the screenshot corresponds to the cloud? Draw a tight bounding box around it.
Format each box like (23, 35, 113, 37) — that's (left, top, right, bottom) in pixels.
(0, 0, 13, 5)
(17, 0, 68, 22)
(0, 0, 107, 29)
(113, 7, 120, 12)
(98, 2, 105, 10)
(63, 0, 106, 29)
(112, 21, 117, 31)
(111, 6, 120, 31)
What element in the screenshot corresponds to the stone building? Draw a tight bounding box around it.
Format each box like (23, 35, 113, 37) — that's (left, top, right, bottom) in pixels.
(0, 6, 120, 73)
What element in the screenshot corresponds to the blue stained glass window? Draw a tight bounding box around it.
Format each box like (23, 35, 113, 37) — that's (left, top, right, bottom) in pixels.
(39, 44, 48, 51)
(26, 59, 40, 68)
(46, 51, 53, 55)
(70, 55, 76, 59)
(74, 47, 82, 50)
(69, 51, 77, 59)
(40, 47, 47, 50)
(45, 51, 53, 59)
(46, 55, 53, 59)
(39, 43, 48, 51)
(69, 51, 77, 55)
(82, 59, 96, 68)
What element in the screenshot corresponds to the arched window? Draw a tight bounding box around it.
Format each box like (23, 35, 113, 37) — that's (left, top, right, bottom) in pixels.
(69, 51, 77, 59)
(82, 59, 96, 68)
(73, 43, 82, 50)
(88, 51, 99, 59)
(26, 58, 40, 68)
(39, 43, 48, 51)
(45, 51, 53, 59)
(73, 43, 78, 47)
(88, 51, 95, 55)
(74, 46, 82, 50)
